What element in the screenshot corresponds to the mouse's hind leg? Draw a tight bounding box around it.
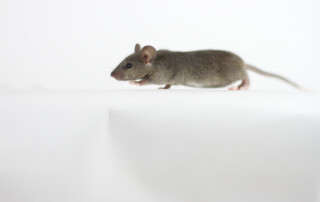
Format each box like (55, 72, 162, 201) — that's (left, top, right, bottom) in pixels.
(228, 77, 250, 90)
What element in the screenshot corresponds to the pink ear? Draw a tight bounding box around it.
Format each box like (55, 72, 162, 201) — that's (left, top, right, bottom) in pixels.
(143, 54, 149, 64)
(140, 45, 157, 64)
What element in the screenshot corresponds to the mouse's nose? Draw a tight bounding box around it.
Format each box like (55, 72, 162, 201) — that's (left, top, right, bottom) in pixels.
(111, 71, 115, 78)
(110, 70, 123, 80)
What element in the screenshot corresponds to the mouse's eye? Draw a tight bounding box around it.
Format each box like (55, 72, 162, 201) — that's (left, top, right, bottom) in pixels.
(126, 63, 133, 69)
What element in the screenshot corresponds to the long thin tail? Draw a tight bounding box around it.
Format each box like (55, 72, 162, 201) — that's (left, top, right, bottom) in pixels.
(245, 64, 303, 89)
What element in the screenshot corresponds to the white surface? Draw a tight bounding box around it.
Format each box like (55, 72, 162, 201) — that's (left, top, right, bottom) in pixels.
(0, 0, 320, 90)
(1, 90, 320, 202)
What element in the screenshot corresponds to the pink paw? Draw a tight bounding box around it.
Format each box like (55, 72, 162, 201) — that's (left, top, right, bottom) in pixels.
(228, 86, 239, 90)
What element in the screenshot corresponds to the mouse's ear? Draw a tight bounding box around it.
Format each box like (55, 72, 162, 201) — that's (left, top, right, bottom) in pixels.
(140, 45, 157, 65)
(134, 43, 141, 54)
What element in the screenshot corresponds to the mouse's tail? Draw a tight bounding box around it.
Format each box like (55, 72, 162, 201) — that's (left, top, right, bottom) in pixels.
(245, 64, 306, 90)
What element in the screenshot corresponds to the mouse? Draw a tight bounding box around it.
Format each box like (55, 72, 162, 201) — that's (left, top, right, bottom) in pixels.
(110, 44, 301, 90)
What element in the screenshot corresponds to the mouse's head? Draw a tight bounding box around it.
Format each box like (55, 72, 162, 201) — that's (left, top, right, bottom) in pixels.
(111, 44, 157, 81)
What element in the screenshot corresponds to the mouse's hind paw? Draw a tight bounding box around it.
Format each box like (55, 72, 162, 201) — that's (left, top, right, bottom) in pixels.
(228, 78, 250, 91)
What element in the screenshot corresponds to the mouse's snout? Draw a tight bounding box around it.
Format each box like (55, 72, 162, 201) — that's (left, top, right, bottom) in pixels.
(110, 70, 116, 78)
(111, 69, 124, 80)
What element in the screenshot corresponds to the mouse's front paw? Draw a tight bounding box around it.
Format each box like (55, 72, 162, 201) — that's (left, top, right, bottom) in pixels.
(158, 84, 171, 89)
(129, 79, 148, 86)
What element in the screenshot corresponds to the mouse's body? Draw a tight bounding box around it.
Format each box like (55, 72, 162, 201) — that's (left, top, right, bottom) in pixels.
(145, 50, 246, 88)
(111, 44, 300, 90)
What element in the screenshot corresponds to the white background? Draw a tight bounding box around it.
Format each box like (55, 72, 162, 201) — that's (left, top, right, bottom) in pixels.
(0, 0, 320, 90)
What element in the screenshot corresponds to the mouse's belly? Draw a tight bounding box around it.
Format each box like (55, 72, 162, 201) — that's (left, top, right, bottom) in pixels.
(184, 80, 235, 88)
(185, 82, 206, 88)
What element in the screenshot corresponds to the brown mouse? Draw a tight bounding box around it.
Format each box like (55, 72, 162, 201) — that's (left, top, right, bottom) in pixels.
(110, 44, 301, 90)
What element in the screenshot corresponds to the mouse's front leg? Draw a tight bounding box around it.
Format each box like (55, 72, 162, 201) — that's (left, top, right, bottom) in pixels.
(159, 84, 171, 89)
(129, 78, 149, 86)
